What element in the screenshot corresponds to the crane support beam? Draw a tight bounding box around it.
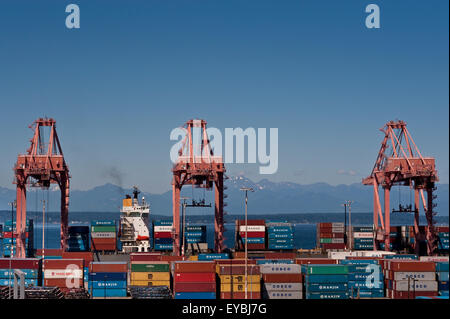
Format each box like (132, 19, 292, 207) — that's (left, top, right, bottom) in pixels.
(363, 120, 439, 255)
(13, 118, 70, 257)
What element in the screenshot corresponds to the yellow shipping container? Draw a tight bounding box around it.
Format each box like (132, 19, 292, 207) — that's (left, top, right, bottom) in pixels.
(188, 256, 199, 261)
(220, 283, 261, 293)
(130, 280, 170, 287)
(131, 272, 170, 281)
(219, 275, 260, 284)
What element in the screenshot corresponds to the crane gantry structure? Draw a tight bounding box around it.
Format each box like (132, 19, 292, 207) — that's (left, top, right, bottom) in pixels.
(13, 118, 70, 257)
(171, 119, 225, 256)
(362, 120, 439, 256)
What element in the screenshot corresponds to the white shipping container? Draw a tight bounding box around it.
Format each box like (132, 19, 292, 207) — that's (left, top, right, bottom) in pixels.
(91, 232, 116, 239)
(393, 280, 438, 292)
(419, 256, 449, 262)
(393, 272, 436, 281)
(154, 226, 173, 232)
(331, 238, 345, 244)
(239, 225, 266, 232)
(353, 232, 374, 239)
(331, 227, 345, 233)
(260, 263, 301, 274)
(332, 223, 344, 228)
(263, 290, 302, 299)
(264, 283, 302, 291)
(44, 269, 83, 279)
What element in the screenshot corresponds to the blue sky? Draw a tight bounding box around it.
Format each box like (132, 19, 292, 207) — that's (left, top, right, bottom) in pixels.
(0, 0, 448, 194)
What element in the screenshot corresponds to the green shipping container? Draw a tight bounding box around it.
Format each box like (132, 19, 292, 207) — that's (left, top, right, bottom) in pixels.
(130, 263, 170, 272)
(320, 238, 333, 244)
(91, 226, 116, 232)
(306, 265, 349, 275)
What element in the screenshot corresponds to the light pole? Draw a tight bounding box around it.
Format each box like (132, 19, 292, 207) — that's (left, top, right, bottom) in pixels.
(42, 200, 46, 279)
(343, 200, 354, 250)
(180, 197, 189, 257)
(8, 200, 16, 298)
(240, 187, 254, 300)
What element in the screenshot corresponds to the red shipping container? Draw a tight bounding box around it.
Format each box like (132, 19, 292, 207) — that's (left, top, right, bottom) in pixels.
(346, 257, 381, 261)
(262, 274, 303, 283)
(36, 249, 63, 257)
(89, 262, 128, 273)
(174, 282, 216, 292)
(216, 259, 257, 266)
(44, 259, 84, 269)
(62, 252, 93, 263)
(392, 290, 438, 299)
(0, 258, 40, 269)
(130, 253, 162, 262)
(389, 261, 435, 272)
(173, 272, 215, 283)
(160, 255, 186, 262)
(295, 258, 337, 265)
(2, 232, 29, 239)
(91, 238, 116, 244)
(220, 292, 261, 299)
(239, 232, 266, 238)
(218, 265, 261, 275)
(44, 278, 84, 289)
(321, 243, 346, 249)
(318, 223, 332, 228)
(237, 220, 265, 226)
(153, 232, 172, 238)
(245, 244, 266, 250)
(173, 261, 215, 273)
(91, 244, 116, 251)
(264, 252, 296, 259)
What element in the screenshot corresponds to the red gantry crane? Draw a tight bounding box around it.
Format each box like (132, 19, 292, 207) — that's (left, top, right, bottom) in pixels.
(14, 118, 70, 257)
(172, 119, 225, 255)
(363, 120, 439, 256)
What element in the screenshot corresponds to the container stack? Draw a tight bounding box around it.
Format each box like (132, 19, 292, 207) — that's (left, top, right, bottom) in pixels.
(303, 264, 350, 299)
(153, 220, 173, 251)
(236, 220, 266, 251)
(184, 225, 207, 252)
(266, 221, 294, 250)
(172, 261, 216, 299)
(90, 221, 117, 252)
(385, 260, 437, 299)
(217, 262, 261, 299)
(340, 259, 384, 298)
(67, 226, 90, 252)
(352, 226, 374, 251)
(436, 261, 449, 297)
(0, 258, 39, 287)
(89, 262, 128, 298)
(43, 258, 84, 291)
(62, 251, 94, 288)
(130, 261, 171, 288)
(2, 220, 33, 257)
(317, 223, 345, 251)
(261, 263, 302, 299)
(437, 226, 449, 252)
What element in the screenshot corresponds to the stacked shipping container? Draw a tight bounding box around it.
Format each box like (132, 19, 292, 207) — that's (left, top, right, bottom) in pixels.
(340, 259, 384, 298)
(352, 226, 374, 250)
(130, 260, 171, 288)
(89, 261, 128, 297)
(317, 223, 345, 250)
(385, 260, 438, 299)
(172, 261, 216, 299)
(303, 264, 350, 299)
(217, 261, 261, 299)
(90, 221, 117, 252)
(153, 220, 173, 251)
(266, 221, 294, 250)
(43, 258, 84, 291)
(236, 220, 266, 250)
(261, 263, 302, 299)
(435, 261, 449, 297)
(0, 258, 39, 287)
(1, 220, 33, 257)
(437, 226, 449, 251)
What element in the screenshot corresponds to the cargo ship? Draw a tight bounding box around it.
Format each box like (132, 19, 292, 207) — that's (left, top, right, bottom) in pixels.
(118, 187, 151, 253)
